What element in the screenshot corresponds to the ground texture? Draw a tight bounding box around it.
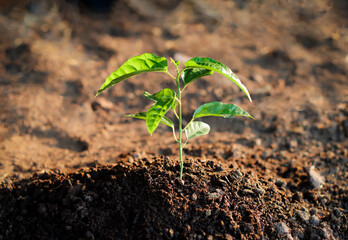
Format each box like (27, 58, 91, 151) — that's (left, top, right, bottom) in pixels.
(0, 0, 347, 239)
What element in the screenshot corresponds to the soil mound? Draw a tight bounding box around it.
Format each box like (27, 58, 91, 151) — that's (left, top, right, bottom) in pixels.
(1, 157, 346, 239)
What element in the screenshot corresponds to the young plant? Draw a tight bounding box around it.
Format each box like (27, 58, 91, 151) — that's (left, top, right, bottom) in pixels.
(96, 53, 253, 179)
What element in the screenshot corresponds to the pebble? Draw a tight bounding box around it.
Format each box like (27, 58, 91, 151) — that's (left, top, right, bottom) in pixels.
(310, 215, 320, 226)
(295, 209, 310, 222)
(205, 209, 212, 217)
(84, 195, 93, 202)
(274, 222, 293, 240)
(85, 231, 95, 240)
(289, 139, 298, 149)
(65, 225, 72, 231)
(190, 193, 198, 201)
(321, 227, 335, 239)
(91, 98, 114, 111)
(225, 234, 233, 240)
(208, 192, 220, 200)
(169, 228, 174, 238)
(255, 138, 262, 146)
(242, 189, 254, 196)
(308, 166, 324, 188)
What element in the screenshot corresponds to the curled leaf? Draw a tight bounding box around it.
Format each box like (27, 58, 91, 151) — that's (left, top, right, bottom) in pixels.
(144, 88, 177, 110)
(181, 68, 214, 86)
(185, 121, 210, 140)
(184, 57, 252, 101)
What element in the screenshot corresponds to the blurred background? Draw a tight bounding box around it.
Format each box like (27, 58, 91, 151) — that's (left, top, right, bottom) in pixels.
(0, 0, 347, 180)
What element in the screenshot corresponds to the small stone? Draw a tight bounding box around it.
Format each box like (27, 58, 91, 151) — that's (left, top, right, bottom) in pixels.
(175, 177, 185, 186)
(261, 150, 271, 159)
(255, 138, 262, 146)
(191, 193, 198, 201)
(169, 228, 174, 238)
(85, 231, 94, 240)
(289, 139, 298, 149)
(225, 234, 233, 240)
(321, 227, 335, 239)
(127, 156, 134, 163)
(208, 192, 220, 200)
(65, 225, 72, 231)
(310, 215, 320, 226)
(242, 189, 254, 196)
(91, 97, 114, 111)
(274, 222, 293, 240)
(295, 210, 310, 222)
(205, 209, 212, 216)
(84, 195, 93, 202)
(310, 233, 321, 240)
(308, 166, 324, 188)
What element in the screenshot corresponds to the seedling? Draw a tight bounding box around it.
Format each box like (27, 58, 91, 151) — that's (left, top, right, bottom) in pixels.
(96, 53, 253, 179)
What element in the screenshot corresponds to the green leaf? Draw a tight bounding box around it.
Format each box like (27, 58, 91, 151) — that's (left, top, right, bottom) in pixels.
(96, 53, 168, 96)
(170, 57, 180, 67)
(146, 89, 176, 135)
(125, 112, 174, 128)
(184, 57, 252, 102)
(185, 121, 210, 140)
(144, 88, 177, 110)
(193, 101, 253, 119)
(144, 88, 176, 102)
(181, 68, 214, 86)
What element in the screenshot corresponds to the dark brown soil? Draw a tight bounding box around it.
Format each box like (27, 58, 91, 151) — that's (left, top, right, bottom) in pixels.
(1, 155, 347, 239)
(0, 0, 347, 239)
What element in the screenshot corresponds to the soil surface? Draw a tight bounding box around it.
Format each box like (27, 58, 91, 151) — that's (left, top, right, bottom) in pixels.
(0, 0, 347, 239)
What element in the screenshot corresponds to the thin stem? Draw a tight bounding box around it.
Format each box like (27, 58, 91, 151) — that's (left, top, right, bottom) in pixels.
(173, 109, 179, 119)
(182, 118, 194, 132)
(175, 73, 184, 179)
(172, 127, 178, 142)
(165, 71, 176, 80)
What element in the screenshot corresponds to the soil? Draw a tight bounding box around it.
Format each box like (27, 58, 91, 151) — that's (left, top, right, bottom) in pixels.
(0, 0, 347, 239)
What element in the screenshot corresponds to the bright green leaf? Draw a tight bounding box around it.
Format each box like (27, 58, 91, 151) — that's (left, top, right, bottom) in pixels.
(152, 89, 177, 110)
(185, 121, 210, 140)
(145, 88, 176, 102)
(125, 112, 174, 128)
(181, 68, 214, 86)
(146, 90, 176, 134)
(144, 88, 177, 110)
(193, 101, 253, 119)
(96, 53, 168, 96)
(184, 57, 252, 102)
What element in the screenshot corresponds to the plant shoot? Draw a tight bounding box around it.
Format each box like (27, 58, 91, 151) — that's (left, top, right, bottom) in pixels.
(96, 53, 253, 179)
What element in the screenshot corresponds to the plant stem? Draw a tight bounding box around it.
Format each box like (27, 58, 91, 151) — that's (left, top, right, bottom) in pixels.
(175, 73, 184, 179)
